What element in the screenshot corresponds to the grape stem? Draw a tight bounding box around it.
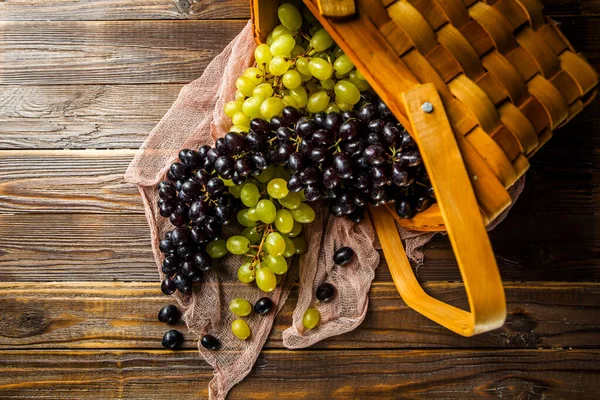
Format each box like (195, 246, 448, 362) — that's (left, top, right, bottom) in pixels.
(250, 224, 274, 269)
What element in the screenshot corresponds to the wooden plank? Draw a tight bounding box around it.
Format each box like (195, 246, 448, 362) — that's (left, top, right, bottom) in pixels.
(0, 282, 599, 350)
(0, 0, 250, 21)
(0, 20, 247, 85)
(0, 348, 598, 398)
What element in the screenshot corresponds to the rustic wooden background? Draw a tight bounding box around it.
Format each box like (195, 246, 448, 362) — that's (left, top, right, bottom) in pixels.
(1, 0, 599, 398)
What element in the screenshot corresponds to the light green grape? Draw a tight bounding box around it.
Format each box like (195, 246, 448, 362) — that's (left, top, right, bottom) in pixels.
(275, 209, 294, 233)
(266, 254, 288, 274)
(336, 99, 353, 111)
(311, 51, 329, 60)
(222, 178, 235, 187)
(260, 97, 284, 119)
(232, 111, 250, 127)
(333, 54, 354, 76)
(232, 319, 251, 340)
(234, 90, 246, 101)
(298, 190, 306, 202)
(324, 102, 341, 113)
(290, 45, 305, 58)
(282, 236, 296, 258)
(332, 46, 344, 58)
(229, 298, 252, 317)
(269, 55, 292, 76)
(334, 80, 361, 105)
(256, 199, 277, 224)
(256, 266, 277, 292)
(349, 70, 371, 91)
(307, 91, 330, 113)
(308, 58, 333, 81)
(230, 125, 249, 133)
(255, 43, 273, 66)
(278, 3, 303, 30)
(270, 34, 295, 57)
(273, 166, 291, 181)
(237, 209, 257, 227)
(226, 235, 250, 255)
(238, 262, 255, 283)
(282, 70, 302, 89)
(289, 86, 308, 108)
(279, 192, 301, 209)
(272, 25, 295, 40)
(287, 221, 303, 237)
(243, 67, 264, 85)
(242, 227, 262, 244)
(306, 81, 320, 95)
(310, 28, 334, 52)
(256, 166, 275, 183)
(247, 207, 260, 222)
(302, 307, 320, 329)
(240, 183, 260, 207)
(228, 184, 243, 198)
(224, 100, 243, 118)
(236, 76, 256, 97)
(206, 239, 228, 259)
(265, 232, 286, 256)
(290, 203, 315, 223)
(292, 237, 307, 254)
(242, 96, 264, 119)
(282, 95, 298, 108)
(301, 73, 314, 82)
(267, 178, 289, 199)
(252, 83, 274, 99)
(320, 79, 335, 90)
(295, 57, 311, 75)
(266, 32, 274, 46)
(355, 68, 367, 80)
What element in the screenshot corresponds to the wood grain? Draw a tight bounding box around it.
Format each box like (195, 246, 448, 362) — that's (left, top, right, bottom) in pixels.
(0, 282, 599, 350)
(0, 348, 598, 399)
(0, 20, 247, 85)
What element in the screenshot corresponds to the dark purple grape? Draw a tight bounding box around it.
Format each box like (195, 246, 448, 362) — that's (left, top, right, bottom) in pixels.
(215, 156, 235, 179)
(331, 203, 344, 217)
(342, 140, 365, 157)
(334, 247, 354, 266)
(381, 123, 401, 147)
(364, 145, 386, 165)
(251, 152, 269, 170)
(395, 200, 415, 219)
(299, 166, 320, 185)
(158, 304, 180, 324)
(358, 102, 376, 123)
(378, 100, 393, 120)
(159, 238, 175, 254)
(170, 162, 188, 179)
(231, 171, 245, 185)
(276, 126, 293, 141)
(200, 334, 220, 350)
(165, 230, 173, 241)
(338, 120, 360, 141)
(158, 181, 174, 191)
(246, 132, 266, 151)
(341, 111, 357, 121)
(203, 216, 221, 239)
(162, 329, 184, 349)
(174, 202, 190, 219)
(191, 225, 209, 244)
(295, 117, 316, 137)
(159, 185, 177, 201)
(178, 190, 194, 203)
(162, 255, 179, 274)
(287, 152, 305, 173)
(178, 243, 195, 258)
(194, 252, 212, 271)
(206, 148, 221, 165)
(268, 147, 281, 165)
(188, 200, 208, 223)
(325, 112, 342, 134)
(323, 189, 338, 199)
(174, 274, 192, 294)
(368, 119, 386, 134)
(323, 166, 341, 189)
(206, 177, 225, 195)
(278, 142, 296, 160)
(288, 174, 304, 192)
(310, 147, 328, 163)
(161, 278, 177, 295)
(354, 192, 368, 207)
(367, 132, 382, 146)
(250, 118, 271, 135)
(181, 179, 200, 197)
(159, 201, 175, 217)
(198, 145, 211, 158)
(174, 180, 184, 191)
(333, 152, 353, 179)
(312, 129, 333, 147)
(413, 196, 433, 213)
(355, 156, 370, 169)
(370, 186, 386, 201)
(215, 137, 229, 155)
(171, 226, 190, 246)
(337, 193, 356, 215)
(169, 212, 186, 226)
(361, 92, 378, 103)
(371, 165, 390, 187)
(282, 106, 300, 124)
(183, 149, 202, 168)
(304, 184, 321, 201)
(316, 283, 335, 302)
(391, 164, 414, 187)
(180, 259, 197, 277)
(254, 297, 273, 315)
(348, 207, 364, 223)
(353, 173, 370, 190)
(192, 270, 204, 283)
(194, 169, 211, 185)
(401, 132, 416, 148)
(234, 157, 252, 176)
(400, 150, 422, 167)
(314, 111, 327, 128)
(214, 205, 232, 225)
(225, 132, 246, 153)
(427, 186, 435, 199)
(166, 170, 177, 181)
(270, 116, 288, 130)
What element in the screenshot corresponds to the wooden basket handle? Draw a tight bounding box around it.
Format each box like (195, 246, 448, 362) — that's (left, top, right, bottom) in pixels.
(370, 83, 506, 337)
(317, 0, 355, 18)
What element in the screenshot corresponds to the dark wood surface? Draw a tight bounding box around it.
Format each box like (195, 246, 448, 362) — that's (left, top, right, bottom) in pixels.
(0, 0, 599, 398)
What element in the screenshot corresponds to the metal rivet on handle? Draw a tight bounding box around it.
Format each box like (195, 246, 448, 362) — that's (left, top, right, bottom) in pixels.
(421, 102, 434, 113)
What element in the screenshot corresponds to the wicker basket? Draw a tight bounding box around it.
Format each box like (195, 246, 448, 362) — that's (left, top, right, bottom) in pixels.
(252, 0, 598, 336)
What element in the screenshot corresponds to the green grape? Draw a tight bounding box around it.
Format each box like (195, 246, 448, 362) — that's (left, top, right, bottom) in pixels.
(224, 100, 243, 118)
(279, 192, 301, 209)
(236, 76, 256, 97)
(310, 28, 334, 52)
(266, 32, 274, 46)
(256, 165, 275, 183)
(287, 221, 303, 237)
(332, 46, 344, 58)
(269, 55, 291, 76)
(282, 95, 298, 108)
(308, 58, 333, 81)
(255, 43, 273, 66)
(265, 232, 286, 256)
(311, 51, 329, 60)
(243, 67, 264, 85)
(290, 45, 305, 58)
(349, 70, 371, 91)
(232, 319, 251, 340)
(290, 203, 315, 223)
(309, 25, 321, 36)
(276, 271, 284, 286)
(289, 86, 308, 108)
(256, 199, 277, 224)
(253, 83, 274, 99)
(260, 97, 284, 119)
(226, 235, 250, 255)
(306, 81, 320, 95)
(278, 3, 303, 30)
(247, 248, 258, 257)
(234, 90, 246, 101)
(295, 57, 311, 76)
(324, 102, 341, 113)
(320, 79, 335, 90)
(228, 184, 243, 198)
(267, 178, 289, 199)
(240, 183, 260, 207)
(301, 73, 314, 82)
(302, 307, 320, 329)
(298, 190, 307, 202)
(282, 236, 296, 258)
(232, 111, 250, 127)
(336, 99, 353, 111)
(333, 54, 354, 75)
(237, 209, 257, 227)
(272, 25, 295, 40)
(275, 209, 294, 233)
(274, 165, 291, 181)
(292, 237, 307, 254)
(242, 227, 262, 244)
(266, 254, 288, 274)
(238, 262, 255, 283)
(222, 178, 235, 187)
(229, 298, 252, 317)
(334, 80, 361, 105)
(355, 68, 367, 80)
(282, 70, 302, 89)
(230, 125, 249, 133)
(270, 34, 295, 57)
(243, 96, 264, 119)
(206, 239, 228, 258)
(256, 266, 277, 292)
(302, 5, 318, 23)
(247, 207, 260, 222)
(307, 91, 330, 113)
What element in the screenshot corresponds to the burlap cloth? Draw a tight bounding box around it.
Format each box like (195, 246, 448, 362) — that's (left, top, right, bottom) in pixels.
(125, 21, 524, 399)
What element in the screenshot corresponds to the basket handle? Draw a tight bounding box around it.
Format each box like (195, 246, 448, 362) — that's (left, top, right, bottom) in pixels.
(370, 83, 506, 336)
(317, 0, 355, 18)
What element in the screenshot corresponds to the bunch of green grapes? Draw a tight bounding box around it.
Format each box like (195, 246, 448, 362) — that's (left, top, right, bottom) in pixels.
(223, 2, 371, 132)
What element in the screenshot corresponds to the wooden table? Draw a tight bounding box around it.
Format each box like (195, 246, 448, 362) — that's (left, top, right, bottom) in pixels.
(1, 1, 599, 398)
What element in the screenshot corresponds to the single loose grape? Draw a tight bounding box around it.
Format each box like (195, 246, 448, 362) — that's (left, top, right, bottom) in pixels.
(308, 58, 333, 81)
(265, 232, 286, 256)
(269, 55, 292, 76)
(292, 237, 307, 254)
(279, 192, 301, 209)
(238, 262, 255, 283)
(333, 54, 354, 76)
(278, 3, 303, 30)
(243, 67, 264, 85)
(275, 209, 294, 233)
(334, 247, 354, 265)
(242, 226, 262, 244)
(282, 236, 296, 258)
(206, 239, 228, 258)
(229, 298, 253, 317)
(224, 101, 243, 118)
(243, 96, 264, 119)
(237, 209, 257, 227)
(254, 297, 273, 315)
(231, 319, 251, 340)
(256, 266, 277, 292)
(255, 43, 273, 66)
(240, 183, 260, 207)
(266, 254, 288, 274)
(290, 203, 315, 224)
(303, 307, 320, 329)
(334, 80, 361, 105)
(252, 83, 274, 99)
(282, 70, 302, 89)
(307, 91, 330, 113)
(289, 86, 308, 108)
(310, 28, 334, 52)
(270, 33, 295, 57)
(236, 76, 256, 97)
(227, 235, 250, 255)
(256, 199, 277, 224)
(267, 178, 289, 199)
(260, 97, 284, 119)
(287, 221, 303, 237)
